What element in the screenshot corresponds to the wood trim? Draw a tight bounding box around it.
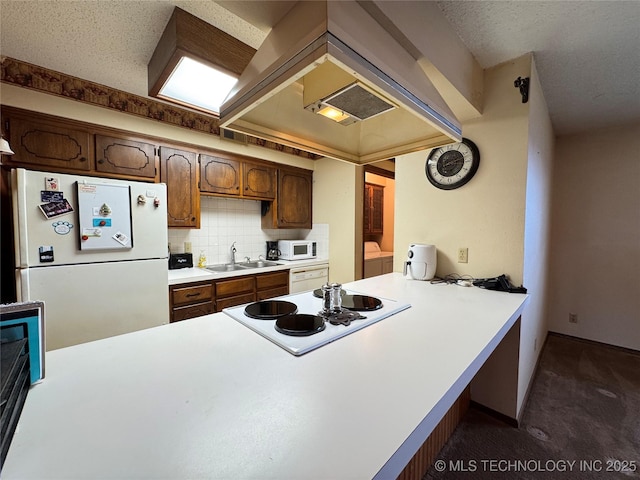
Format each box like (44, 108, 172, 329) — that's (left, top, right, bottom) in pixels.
(364, 163, 395, 179)
(148, 7, 256, 96)
(1, 56, 321, 160)
(396, 386, 471, 480)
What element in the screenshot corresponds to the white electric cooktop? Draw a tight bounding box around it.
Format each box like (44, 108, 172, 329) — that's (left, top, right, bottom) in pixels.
(223, 290, 411, 356)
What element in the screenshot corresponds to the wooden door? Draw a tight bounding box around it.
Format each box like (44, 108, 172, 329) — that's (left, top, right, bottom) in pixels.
(95, 134, 157, 179)
(160, 146, 200, 228)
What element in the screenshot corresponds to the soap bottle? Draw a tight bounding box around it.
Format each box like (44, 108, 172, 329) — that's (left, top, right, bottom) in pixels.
(198, 250, 207, 268)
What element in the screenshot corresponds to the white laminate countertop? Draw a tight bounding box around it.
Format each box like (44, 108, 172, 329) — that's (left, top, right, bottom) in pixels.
(2, 273, 528, 480)
(168, 258, 329, 285)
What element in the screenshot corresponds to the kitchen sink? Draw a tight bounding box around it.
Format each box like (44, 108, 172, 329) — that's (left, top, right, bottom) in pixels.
(206, 264, 249, 272)
(238, 260, 280, 268)
(205, 260, 280, 272)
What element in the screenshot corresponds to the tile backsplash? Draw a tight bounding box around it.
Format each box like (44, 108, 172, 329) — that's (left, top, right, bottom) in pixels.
(168, 196, 329, 265)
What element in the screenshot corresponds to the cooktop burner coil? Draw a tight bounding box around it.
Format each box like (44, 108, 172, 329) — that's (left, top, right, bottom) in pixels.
(244, 300, 298, 320)
(275, 314, 326, 336)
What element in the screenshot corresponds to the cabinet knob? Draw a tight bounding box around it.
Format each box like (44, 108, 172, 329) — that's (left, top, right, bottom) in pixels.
(98, 159, 104, 164)
(79, 157, 87, 162)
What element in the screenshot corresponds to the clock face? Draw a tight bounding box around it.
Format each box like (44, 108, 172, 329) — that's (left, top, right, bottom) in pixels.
(425, 138, 480, 190)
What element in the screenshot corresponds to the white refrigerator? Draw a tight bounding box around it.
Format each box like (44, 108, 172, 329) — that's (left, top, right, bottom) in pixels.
(12, 168, 169, 351)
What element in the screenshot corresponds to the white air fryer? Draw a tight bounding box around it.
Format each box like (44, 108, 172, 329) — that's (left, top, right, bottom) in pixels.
(403, 244, 437, 280)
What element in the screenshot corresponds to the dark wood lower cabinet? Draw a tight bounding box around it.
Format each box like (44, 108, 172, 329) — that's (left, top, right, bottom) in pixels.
(169, 281, 214, 323)
(169, 270, 290, 322)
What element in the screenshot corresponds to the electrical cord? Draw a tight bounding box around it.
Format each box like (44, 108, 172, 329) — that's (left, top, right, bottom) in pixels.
(430, 273, 475, 286)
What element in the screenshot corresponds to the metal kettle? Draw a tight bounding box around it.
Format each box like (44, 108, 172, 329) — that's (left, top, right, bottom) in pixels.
(403, 244, 437, 280)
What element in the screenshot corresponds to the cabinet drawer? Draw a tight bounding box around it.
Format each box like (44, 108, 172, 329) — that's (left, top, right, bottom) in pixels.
(172, 301, 214, 322)
(257, 286, 289, 301)
(215, 276, 255, 298)
(256, 271, 289, 290)
(171, 283, 214, 307)
(216, 293, 256, 311)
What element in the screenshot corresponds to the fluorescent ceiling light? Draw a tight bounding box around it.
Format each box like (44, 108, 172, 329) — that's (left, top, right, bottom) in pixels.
(316, 105, 351, 123)
(158, 57, 238, 115)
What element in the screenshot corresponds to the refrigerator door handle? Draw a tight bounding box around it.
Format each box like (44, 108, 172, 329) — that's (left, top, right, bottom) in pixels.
(12, 168, 30, 268)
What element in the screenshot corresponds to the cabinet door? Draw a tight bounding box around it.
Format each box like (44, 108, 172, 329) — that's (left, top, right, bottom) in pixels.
(243, 161, 276, 199)
(364, 185, 372, 234)
(215, 293, 256, 312)
(256, 271, 289, 291)
(172, 302, 214, 322)
(6, 115, 91, 171)
(364, 183, 384, 235)
(160, 146, 200, 228)
(370, 184, 384, 234)
(275, 168, 312, 229)
(200, 154, 241, 195)
(95, 134, 157, 179)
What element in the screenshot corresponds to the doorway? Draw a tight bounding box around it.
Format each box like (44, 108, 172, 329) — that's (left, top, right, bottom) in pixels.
(362, 160, 395, 279)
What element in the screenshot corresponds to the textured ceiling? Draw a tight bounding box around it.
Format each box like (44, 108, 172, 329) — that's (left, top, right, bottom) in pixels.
(1, 1, 639, 137)
(437, 0, 640, 135)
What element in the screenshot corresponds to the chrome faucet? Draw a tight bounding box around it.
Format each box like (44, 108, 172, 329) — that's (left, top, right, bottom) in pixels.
(230, 241, 237, 264)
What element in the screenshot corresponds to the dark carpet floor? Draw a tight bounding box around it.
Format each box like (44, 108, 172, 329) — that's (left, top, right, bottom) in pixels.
(424, 333, 640, 479)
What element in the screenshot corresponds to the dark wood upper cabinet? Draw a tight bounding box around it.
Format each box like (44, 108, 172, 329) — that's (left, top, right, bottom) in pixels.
(160, 146, 200, 228)
(200, 154, 275, 200)
(364, 183, 384, 235)
(263, 166, 312, 229)
(95, 134, 157, 179)
(5, 114, 91, 171)
(200, 154, 241, 195)
(243, 161, 275, 199)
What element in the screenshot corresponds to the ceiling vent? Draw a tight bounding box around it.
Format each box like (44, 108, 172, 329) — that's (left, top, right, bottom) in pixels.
(304, 81, 395, 125)
(220, 1, 461, 165)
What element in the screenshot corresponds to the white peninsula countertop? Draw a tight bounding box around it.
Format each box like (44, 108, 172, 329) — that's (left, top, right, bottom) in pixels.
(2, 273, 528, 479)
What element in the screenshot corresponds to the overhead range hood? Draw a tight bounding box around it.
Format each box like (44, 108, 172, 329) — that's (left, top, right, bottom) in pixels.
(219, 0, 462, 165)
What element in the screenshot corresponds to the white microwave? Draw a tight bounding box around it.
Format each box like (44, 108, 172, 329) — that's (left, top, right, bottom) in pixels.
(278, 240, 316, 260)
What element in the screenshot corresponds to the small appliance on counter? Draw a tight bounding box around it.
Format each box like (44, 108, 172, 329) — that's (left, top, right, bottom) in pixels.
(169, 253, 193, 270)
(278, 240, 316, 261)
(403, 244, 437, 280)
(266, 241, 280, 261)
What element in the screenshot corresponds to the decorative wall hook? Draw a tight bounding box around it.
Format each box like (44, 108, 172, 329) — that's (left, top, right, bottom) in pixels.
(514, 76, 530, 103)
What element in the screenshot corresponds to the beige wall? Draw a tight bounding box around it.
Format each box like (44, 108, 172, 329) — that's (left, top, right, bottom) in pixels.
(518, 57, 554, 413)
(313, 157, 358, 284)
(395, 54, 554, 420)
(395, 55, 530, 285)
(547, 122, 640, 351)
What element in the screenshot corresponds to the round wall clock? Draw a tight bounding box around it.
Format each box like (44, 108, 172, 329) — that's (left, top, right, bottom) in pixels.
(425, 138, 480, 190)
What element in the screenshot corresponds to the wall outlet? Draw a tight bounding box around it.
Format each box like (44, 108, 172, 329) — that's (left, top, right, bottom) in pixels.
(569, 313, 578, 324)
(457, 247, 468, 263)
